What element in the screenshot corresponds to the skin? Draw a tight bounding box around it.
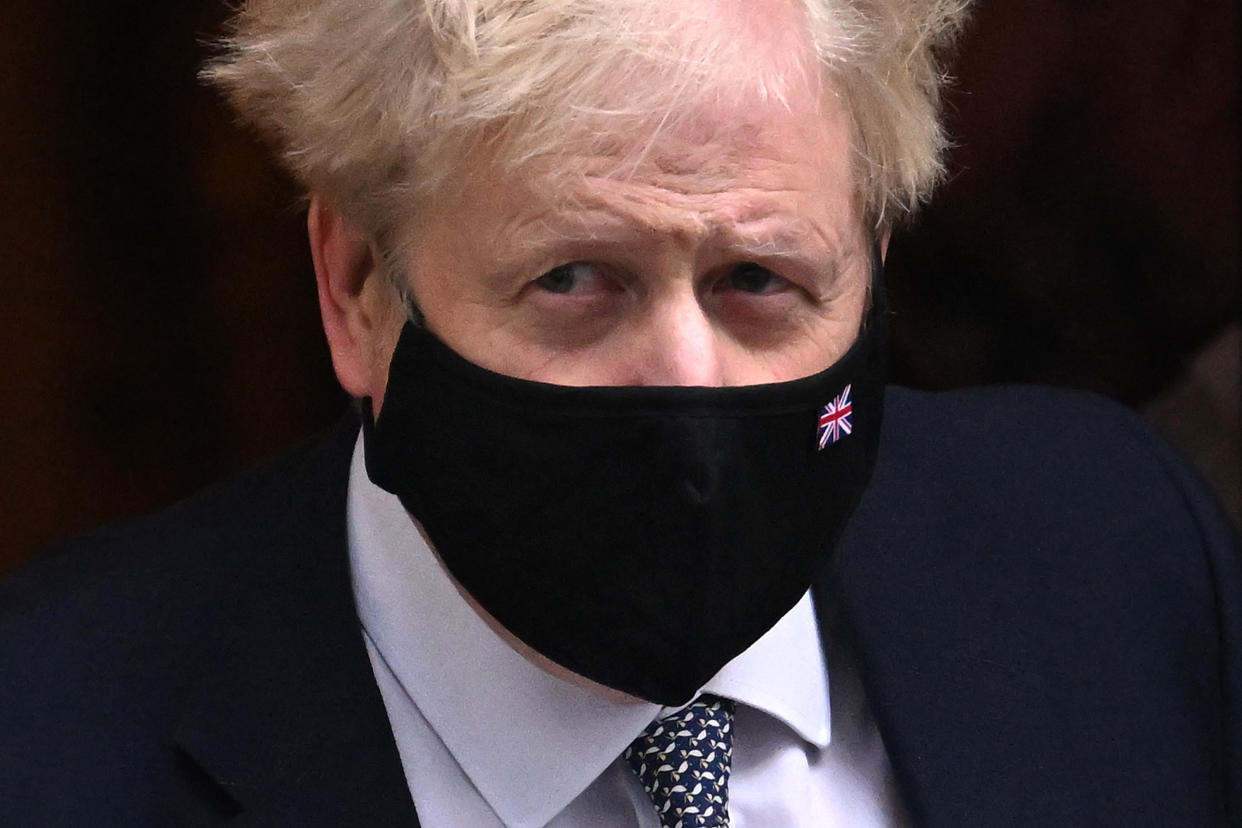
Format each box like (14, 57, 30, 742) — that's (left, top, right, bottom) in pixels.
(312, 76, 876, 410)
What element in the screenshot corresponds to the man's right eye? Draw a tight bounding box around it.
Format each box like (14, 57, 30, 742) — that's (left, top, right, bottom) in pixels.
(533, 263, 591, 294)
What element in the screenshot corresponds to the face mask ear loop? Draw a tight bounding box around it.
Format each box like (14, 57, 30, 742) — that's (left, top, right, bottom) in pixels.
(401, 294, 426, 328)
(370, 233, 427, 328)
(862, 239, 889, 333)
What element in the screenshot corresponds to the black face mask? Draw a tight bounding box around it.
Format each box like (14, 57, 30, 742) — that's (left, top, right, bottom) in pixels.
(364, 255, 888, 705)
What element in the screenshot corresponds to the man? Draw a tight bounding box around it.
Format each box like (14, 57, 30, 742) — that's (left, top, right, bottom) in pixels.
(2, 0, 1238, 825)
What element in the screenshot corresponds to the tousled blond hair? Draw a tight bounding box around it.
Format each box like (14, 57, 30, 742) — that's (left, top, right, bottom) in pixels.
(205, 0, 969, 242)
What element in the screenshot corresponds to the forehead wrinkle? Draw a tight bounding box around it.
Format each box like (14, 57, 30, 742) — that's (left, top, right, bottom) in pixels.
(714, 219, 819, 258)
(518, 179, 706, 250)
(509, 156, 845, 253)
(502, 204, 586, 258)
(508, 196, 840, 275)
(585, 180, 842, 254)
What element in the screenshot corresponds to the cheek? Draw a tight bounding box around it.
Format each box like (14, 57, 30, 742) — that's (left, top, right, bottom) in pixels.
(735, 296, 868, 382)
(768, 324, 860, 378)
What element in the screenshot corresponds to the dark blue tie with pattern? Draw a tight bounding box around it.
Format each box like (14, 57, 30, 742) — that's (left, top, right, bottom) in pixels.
(623, 694, 735, 827)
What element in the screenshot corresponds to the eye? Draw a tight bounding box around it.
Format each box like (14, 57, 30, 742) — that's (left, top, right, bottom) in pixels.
(720, 262, 788, 295)
(533, 262, 603, 294)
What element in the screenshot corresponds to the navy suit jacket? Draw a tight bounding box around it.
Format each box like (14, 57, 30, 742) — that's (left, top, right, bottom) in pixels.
(2, 386, 1239, 826)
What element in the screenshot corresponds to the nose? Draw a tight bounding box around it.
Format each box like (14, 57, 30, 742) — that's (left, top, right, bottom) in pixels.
(625, 290, 724, 387)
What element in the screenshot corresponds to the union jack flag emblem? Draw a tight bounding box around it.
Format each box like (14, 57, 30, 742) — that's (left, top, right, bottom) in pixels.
(817, 384, 853, 450)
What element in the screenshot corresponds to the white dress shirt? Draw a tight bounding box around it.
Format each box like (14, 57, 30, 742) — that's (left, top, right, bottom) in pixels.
(346, 436, 904, 826)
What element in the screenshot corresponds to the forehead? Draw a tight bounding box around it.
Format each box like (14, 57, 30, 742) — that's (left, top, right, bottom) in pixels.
(558, 107, 848, 222)
(407, 86, 861, 273)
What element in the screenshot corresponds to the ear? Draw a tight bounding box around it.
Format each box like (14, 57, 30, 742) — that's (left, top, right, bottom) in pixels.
(308, 195, 398, 399)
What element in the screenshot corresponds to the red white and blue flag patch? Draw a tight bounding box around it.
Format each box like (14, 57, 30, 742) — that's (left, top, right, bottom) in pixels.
(817, 384, 853, 450)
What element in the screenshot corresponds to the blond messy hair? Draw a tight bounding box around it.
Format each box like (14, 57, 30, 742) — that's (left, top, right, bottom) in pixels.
(205, 0, 969, 240)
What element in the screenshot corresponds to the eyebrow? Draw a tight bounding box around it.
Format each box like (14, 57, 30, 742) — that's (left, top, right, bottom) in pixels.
(710, 222, 827, 259)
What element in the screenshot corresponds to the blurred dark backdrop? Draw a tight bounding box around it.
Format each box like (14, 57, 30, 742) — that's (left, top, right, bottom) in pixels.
(1, 0, 1237, 574)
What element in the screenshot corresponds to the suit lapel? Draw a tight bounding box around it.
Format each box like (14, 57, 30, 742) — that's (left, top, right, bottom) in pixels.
(170, 413, 419, 825)
(815, 398, 1087, 826)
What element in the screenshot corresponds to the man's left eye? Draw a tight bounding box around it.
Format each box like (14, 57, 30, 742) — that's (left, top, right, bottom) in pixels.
(720, 263, 788, 295)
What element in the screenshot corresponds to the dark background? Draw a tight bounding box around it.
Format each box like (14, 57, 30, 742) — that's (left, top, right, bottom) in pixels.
(2, 0, 1237, 575)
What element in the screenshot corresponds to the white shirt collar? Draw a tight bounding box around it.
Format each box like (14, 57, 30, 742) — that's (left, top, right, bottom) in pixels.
(346, 435, 830, 828)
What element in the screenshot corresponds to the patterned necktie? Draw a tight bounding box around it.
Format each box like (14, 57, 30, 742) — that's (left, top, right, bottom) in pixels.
(623, 694, 735, 828)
